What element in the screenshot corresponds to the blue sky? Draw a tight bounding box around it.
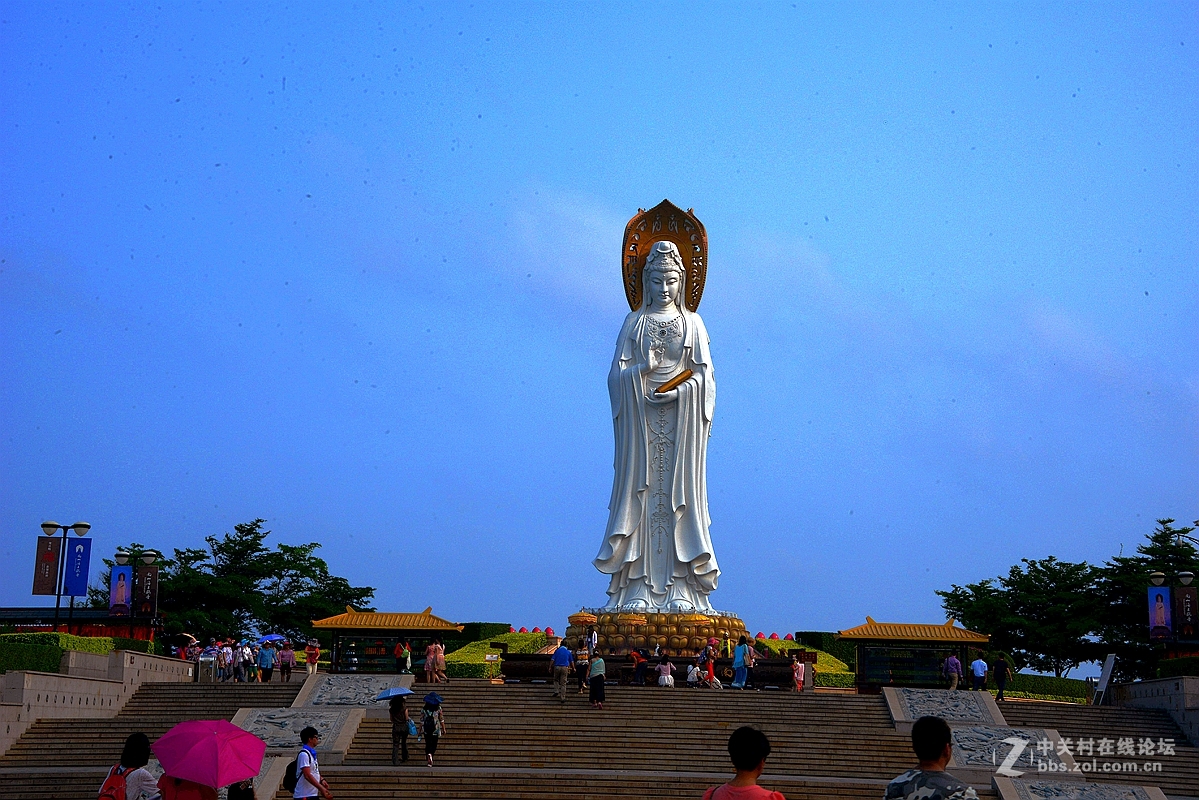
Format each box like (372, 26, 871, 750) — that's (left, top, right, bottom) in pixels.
(2, 3, 1196, 644)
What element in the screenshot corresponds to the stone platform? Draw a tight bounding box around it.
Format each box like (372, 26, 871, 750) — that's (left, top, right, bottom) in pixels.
(564, 609, 747, 655)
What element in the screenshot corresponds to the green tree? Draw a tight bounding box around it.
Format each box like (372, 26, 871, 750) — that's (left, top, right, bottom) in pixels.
(1094, 518, 1199, 681)
(938, 556, 1101, 676)
(88, 520, 375, 643)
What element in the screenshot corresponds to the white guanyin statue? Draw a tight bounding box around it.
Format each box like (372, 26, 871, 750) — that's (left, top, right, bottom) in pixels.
(594, 238, 719, 612)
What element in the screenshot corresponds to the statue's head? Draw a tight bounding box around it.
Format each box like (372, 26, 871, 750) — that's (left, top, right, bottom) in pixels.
(643, 241, 685, 311)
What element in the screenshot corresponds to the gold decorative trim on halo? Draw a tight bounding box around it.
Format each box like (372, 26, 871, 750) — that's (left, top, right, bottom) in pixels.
(621, 200, 708, 312)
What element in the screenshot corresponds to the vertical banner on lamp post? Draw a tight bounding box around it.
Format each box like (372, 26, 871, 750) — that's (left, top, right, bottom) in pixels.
(134, 564, 159, 617)
(32, 536, 61, 595)
(1148, 586, 1173, 641)
(109, 565, 133, 617)
(1174, 586, 1198, 642)
(62, 538, 92, 597)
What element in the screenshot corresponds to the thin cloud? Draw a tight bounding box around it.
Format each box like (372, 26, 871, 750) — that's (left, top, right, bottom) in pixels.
(1024, 301, 1129, 380)
(505, 189, 635, 314)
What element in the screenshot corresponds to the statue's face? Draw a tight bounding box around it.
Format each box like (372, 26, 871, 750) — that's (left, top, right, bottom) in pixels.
(646, 268, 681, 309)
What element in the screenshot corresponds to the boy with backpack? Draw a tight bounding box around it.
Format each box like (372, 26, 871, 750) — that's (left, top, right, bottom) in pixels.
(283, 727, 332, 799)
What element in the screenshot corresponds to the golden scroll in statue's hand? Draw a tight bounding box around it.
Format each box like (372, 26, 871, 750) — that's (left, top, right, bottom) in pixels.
(655, 369, 694, 394)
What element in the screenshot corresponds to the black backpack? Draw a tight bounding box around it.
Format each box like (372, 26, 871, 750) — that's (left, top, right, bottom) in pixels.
(423, 709, 438, 737)
(282, 759, 299, 792)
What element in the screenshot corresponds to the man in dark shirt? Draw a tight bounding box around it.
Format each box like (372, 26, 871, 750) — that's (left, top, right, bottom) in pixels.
(993, 656, 1013, 701)
(885, 716, 977, 800)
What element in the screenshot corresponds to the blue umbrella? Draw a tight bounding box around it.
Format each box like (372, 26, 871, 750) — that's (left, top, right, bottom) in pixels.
(258, 634, 286, 643)
(374, 687, 415, 701)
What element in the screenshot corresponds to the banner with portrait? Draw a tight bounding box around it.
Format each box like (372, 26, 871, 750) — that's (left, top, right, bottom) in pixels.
(1148, 586, 1173, 641)
(109, 565, 133, 617)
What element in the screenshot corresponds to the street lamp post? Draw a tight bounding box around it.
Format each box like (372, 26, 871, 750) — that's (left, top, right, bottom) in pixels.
(113, 548, 161, 638)
(1149, 570, 1197, 649)
(40, 521, 91, 632)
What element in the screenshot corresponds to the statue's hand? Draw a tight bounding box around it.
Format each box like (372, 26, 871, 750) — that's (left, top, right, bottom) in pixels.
(646, 388, 678, 405)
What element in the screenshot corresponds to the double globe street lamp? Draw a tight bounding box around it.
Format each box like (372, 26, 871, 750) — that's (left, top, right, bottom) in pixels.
(114, 548, 161, 567)
(39, 521, 91, 631)
(112, 548, 162, 636)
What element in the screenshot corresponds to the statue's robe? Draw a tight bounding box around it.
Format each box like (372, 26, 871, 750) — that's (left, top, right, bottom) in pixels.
(594, 306, 719, 610)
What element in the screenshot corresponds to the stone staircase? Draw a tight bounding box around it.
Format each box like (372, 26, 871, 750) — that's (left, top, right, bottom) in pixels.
(0, 681, 303, 799)
(275, 682, 985, 800)
(1000, 699, 1199, 799)
(1, 678, 1193, 800)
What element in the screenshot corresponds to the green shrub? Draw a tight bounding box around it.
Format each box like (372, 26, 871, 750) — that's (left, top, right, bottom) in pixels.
(0, 642, 63, 674)
(0, 633, 112, 655)
(113, 638, 161, 655)
(815, 671, 856, 688)
(753, 638, 850, 673)
(986, 672, 1088, 699)
(1158, 656, 1199, 678)
(445, 632, 547, 679)
(991, 690, 1085, 703)
(794, 631, 857, 670)
(456, 623, 512, 643)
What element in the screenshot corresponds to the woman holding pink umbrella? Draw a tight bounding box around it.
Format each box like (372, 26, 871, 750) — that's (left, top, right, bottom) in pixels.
(151, 719, 266, 799)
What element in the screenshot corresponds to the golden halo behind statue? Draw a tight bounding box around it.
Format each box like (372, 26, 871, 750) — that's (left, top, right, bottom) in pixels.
(622, 199, 708, 312)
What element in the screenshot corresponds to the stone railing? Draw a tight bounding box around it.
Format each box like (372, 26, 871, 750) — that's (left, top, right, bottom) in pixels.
(1115, 675, 1199, 746)
(0, 649, 194, 757)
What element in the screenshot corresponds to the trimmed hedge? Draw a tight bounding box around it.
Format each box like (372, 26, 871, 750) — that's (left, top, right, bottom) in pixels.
(113, 637, 161, 655)
(1158, 656, 1199, 679)
(0, 632, 112, 654)
(794, 631, 857, 671)
(445, 632, 547, 679)
(752, 638, 851, 673)
(988, 672, 1089, 699)
(0, 633, 161, 660)
(991, 691, 1085, 704)
(0, 642, 64, 674)
(815, 671, 856, 688)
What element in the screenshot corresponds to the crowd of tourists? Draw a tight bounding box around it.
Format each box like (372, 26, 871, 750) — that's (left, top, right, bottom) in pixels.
(550, 630, 810, 707)
(179, 637, 322, 682)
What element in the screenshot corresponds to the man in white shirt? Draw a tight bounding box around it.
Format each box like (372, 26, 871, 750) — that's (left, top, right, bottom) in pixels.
(220, 641, 234, 682)
(969, 656, 988, 691)
(295, 726, 332, 799)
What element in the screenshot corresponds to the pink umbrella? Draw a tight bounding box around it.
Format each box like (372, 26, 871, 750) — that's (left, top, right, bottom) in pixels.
(152, 720, 266, 789)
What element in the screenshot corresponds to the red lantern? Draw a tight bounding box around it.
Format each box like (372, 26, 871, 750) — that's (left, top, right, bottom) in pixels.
(509, 626, 516, 633)
(784, 633, 794, 640)
(755, 631, 766, 639)
(769, 632, 780, 639)
(532, 626, 542, 633)
(519, 626, 529, 633)
(545, 627, 555, 636)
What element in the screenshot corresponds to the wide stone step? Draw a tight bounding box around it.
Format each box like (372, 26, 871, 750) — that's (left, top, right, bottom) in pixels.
(264, 767, 1000, 800)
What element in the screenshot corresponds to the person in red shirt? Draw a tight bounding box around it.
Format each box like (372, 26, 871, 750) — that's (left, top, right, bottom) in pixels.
(305, 640, 321, 676)
(630, 649, 648, 685)
(702, 726, 786, 800)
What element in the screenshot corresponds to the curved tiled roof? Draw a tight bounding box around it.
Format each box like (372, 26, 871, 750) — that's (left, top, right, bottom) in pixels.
(836, 616, 989, 643)
(312, 606, 463, 632)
